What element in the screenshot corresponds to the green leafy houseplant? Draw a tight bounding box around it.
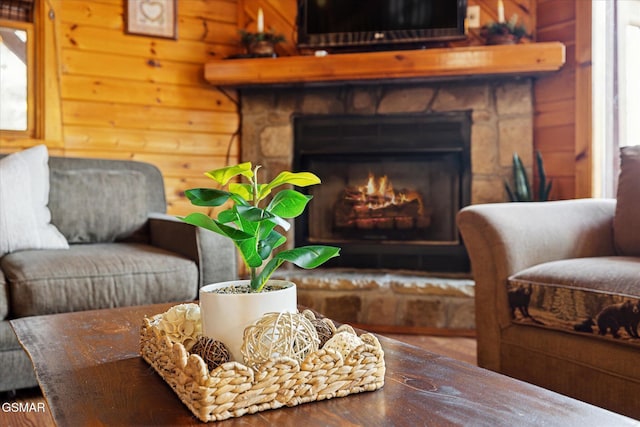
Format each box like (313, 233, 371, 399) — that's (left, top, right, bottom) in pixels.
(505, 151, 552, 202)
(180, 163, 340, 293)
(481, 14, 531, 44)
(238, 29, 286, 46)
(238, 29, 285, 56)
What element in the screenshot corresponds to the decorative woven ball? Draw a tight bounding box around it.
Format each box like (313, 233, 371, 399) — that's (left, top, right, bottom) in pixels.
(241, 312, 319, 368)
(323, 331, 365, 360)
(191, 336, 230, 371)
(156, 303, 202, 351)
(302, 309, 336, 348)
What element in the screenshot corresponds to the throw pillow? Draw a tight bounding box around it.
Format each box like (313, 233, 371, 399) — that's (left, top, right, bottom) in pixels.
(49, 169, 148, 243)
(613, 145, 640, 256)
(0, 145, 69, 257)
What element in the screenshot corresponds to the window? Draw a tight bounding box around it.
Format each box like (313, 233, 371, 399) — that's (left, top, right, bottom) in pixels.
(592, 0, 640, 197)
(0, 21, 33, 133)
(618, 1, 640, 149)
(0, 0, 36, 137)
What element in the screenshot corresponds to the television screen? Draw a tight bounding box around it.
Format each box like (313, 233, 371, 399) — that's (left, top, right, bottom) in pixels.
(298, 0, 467, 51)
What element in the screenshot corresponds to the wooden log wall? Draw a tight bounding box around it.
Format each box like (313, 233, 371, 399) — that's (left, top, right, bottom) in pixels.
(0, 0, 243, 216)
(534, 0, 588, 199)
(0, 0, 588, 207)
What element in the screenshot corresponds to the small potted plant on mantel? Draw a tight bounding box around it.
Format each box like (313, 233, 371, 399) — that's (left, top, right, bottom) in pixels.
(180, 162, 340, 360)
(480, 14, 531, 45)
(239, 28, 286, 57)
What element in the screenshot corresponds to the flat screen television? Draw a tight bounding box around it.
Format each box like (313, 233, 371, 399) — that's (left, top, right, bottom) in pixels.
(297, 0, 468, 51)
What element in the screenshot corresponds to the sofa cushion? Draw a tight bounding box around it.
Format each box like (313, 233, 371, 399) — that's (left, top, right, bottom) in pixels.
(507, 256, 640, 347)
(614, 145, 640, 256)
(0, 269, 7, 321)
(0, 145, 69, 257)
(2, 243, 199, 317)
(49, 169, 148, 243)
(0, 320, 21, 351)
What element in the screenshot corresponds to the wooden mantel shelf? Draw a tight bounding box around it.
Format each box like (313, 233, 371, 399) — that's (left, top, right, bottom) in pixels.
(204, 42, 565, 87)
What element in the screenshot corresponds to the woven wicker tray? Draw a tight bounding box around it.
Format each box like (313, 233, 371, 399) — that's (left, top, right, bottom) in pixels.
(140, 312, 385, 422)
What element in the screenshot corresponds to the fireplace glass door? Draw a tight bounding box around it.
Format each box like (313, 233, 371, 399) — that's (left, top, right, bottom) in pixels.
(294, 112, 471, 271)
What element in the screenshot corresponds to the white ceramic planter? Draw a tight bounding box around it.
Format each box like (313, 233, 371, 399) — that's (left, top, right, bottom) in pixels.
(199, 280, 297, 362)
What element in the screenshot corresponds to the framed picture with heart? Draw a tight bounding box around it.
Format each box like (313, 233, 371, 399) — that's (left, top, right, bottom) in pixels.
(125, 0, 177, 39)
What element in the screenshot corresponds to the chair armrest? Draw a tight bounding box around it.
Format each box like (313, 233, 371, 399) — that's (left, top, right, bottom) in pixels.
(456, 198, 616, 370)
(147, 213, 238, 293)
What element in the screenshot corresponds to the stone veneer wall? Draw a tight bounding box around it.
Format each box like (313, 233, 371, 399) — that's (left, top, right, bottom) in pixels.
(240, 78, 534, 206)
(238, 78, 534, 330)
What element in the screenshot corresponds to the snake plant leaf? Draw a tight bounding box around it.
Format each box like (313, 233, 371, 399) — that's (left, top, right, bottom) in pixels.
(257, 171, 321, 201)
(536, 150, 552, 201)
(512, 153, 532, 202)
(205, 162, 253, 186)
(185, 188, 230, 207)
(542, 181, 552, 201)
(504, 182, 517, 202)
(266, 190, 313, 218)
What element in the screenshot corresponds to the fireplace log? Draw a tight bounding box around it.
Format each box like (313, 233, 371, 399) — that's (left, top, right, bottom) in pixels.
(334, 196, 431, 231)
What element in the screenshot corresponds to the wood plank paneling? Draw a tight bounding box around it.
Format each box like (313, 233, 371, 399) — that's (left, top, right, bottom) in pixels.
(60, 75, 237, 111)
(573, 2, 592, 198)
(58, 1, 238, 45)
(62, 100, 238, 134)
(63, 126, 238, 156)
(534, 0, 579, 200)
(537, 0, 575, 28)
(534, 100, 575, 128)
(537, 21, 576, 43)
(61, 23, 222, 63)
(535, 125, 575, 152)
(2, 0, 243, 216)
(61, 50, 218, 85)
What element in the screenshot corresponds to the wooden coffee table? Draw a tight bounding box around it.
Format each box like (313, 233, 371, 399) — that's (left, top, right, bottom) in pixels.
(11, 304, 637, 426)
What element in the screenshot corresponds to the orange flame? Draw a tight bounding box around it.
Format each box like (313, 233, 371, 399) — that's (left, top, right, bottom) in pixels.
(356, 173, 423, 213)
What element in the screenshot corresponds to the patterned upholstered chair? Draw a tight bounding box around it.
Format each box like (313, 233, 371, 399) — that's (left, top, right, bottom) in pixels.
(457, 145, 640, 419)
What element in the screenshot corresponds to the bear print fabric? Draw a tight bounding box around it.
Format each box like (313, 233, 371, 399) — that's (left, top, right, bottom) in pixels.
(507, 257, 640, 347)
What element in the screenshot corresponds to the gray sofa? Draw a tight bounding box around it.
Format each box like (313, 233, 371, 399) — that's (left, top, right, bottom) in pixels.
(0, 155, 237, 392)
(456, 146, 640, 419)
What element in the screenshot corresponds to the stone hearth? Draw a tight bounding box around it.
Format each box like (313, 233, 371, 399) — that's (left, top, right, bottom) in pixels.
(239, 78, 534, 330)
(276, 270, 475, 332)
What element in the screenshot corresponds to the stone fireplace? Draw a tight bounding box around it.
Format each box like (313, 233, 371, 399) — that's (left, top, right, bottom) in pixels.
(238, 78, 533, 329)
(293, 111, 471, 272)
(240, 78, 534, 244)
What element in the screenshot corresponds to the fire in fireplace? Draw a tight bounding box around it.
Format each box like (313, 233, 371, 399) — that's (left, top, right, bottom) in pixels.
(334, 172, 431, 237)
(293, 112, 471, 272)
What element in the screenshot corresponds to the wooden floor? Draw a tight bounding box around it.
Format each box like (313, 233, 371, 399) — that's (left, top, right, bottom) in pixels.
(0, 334, 476, 427)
